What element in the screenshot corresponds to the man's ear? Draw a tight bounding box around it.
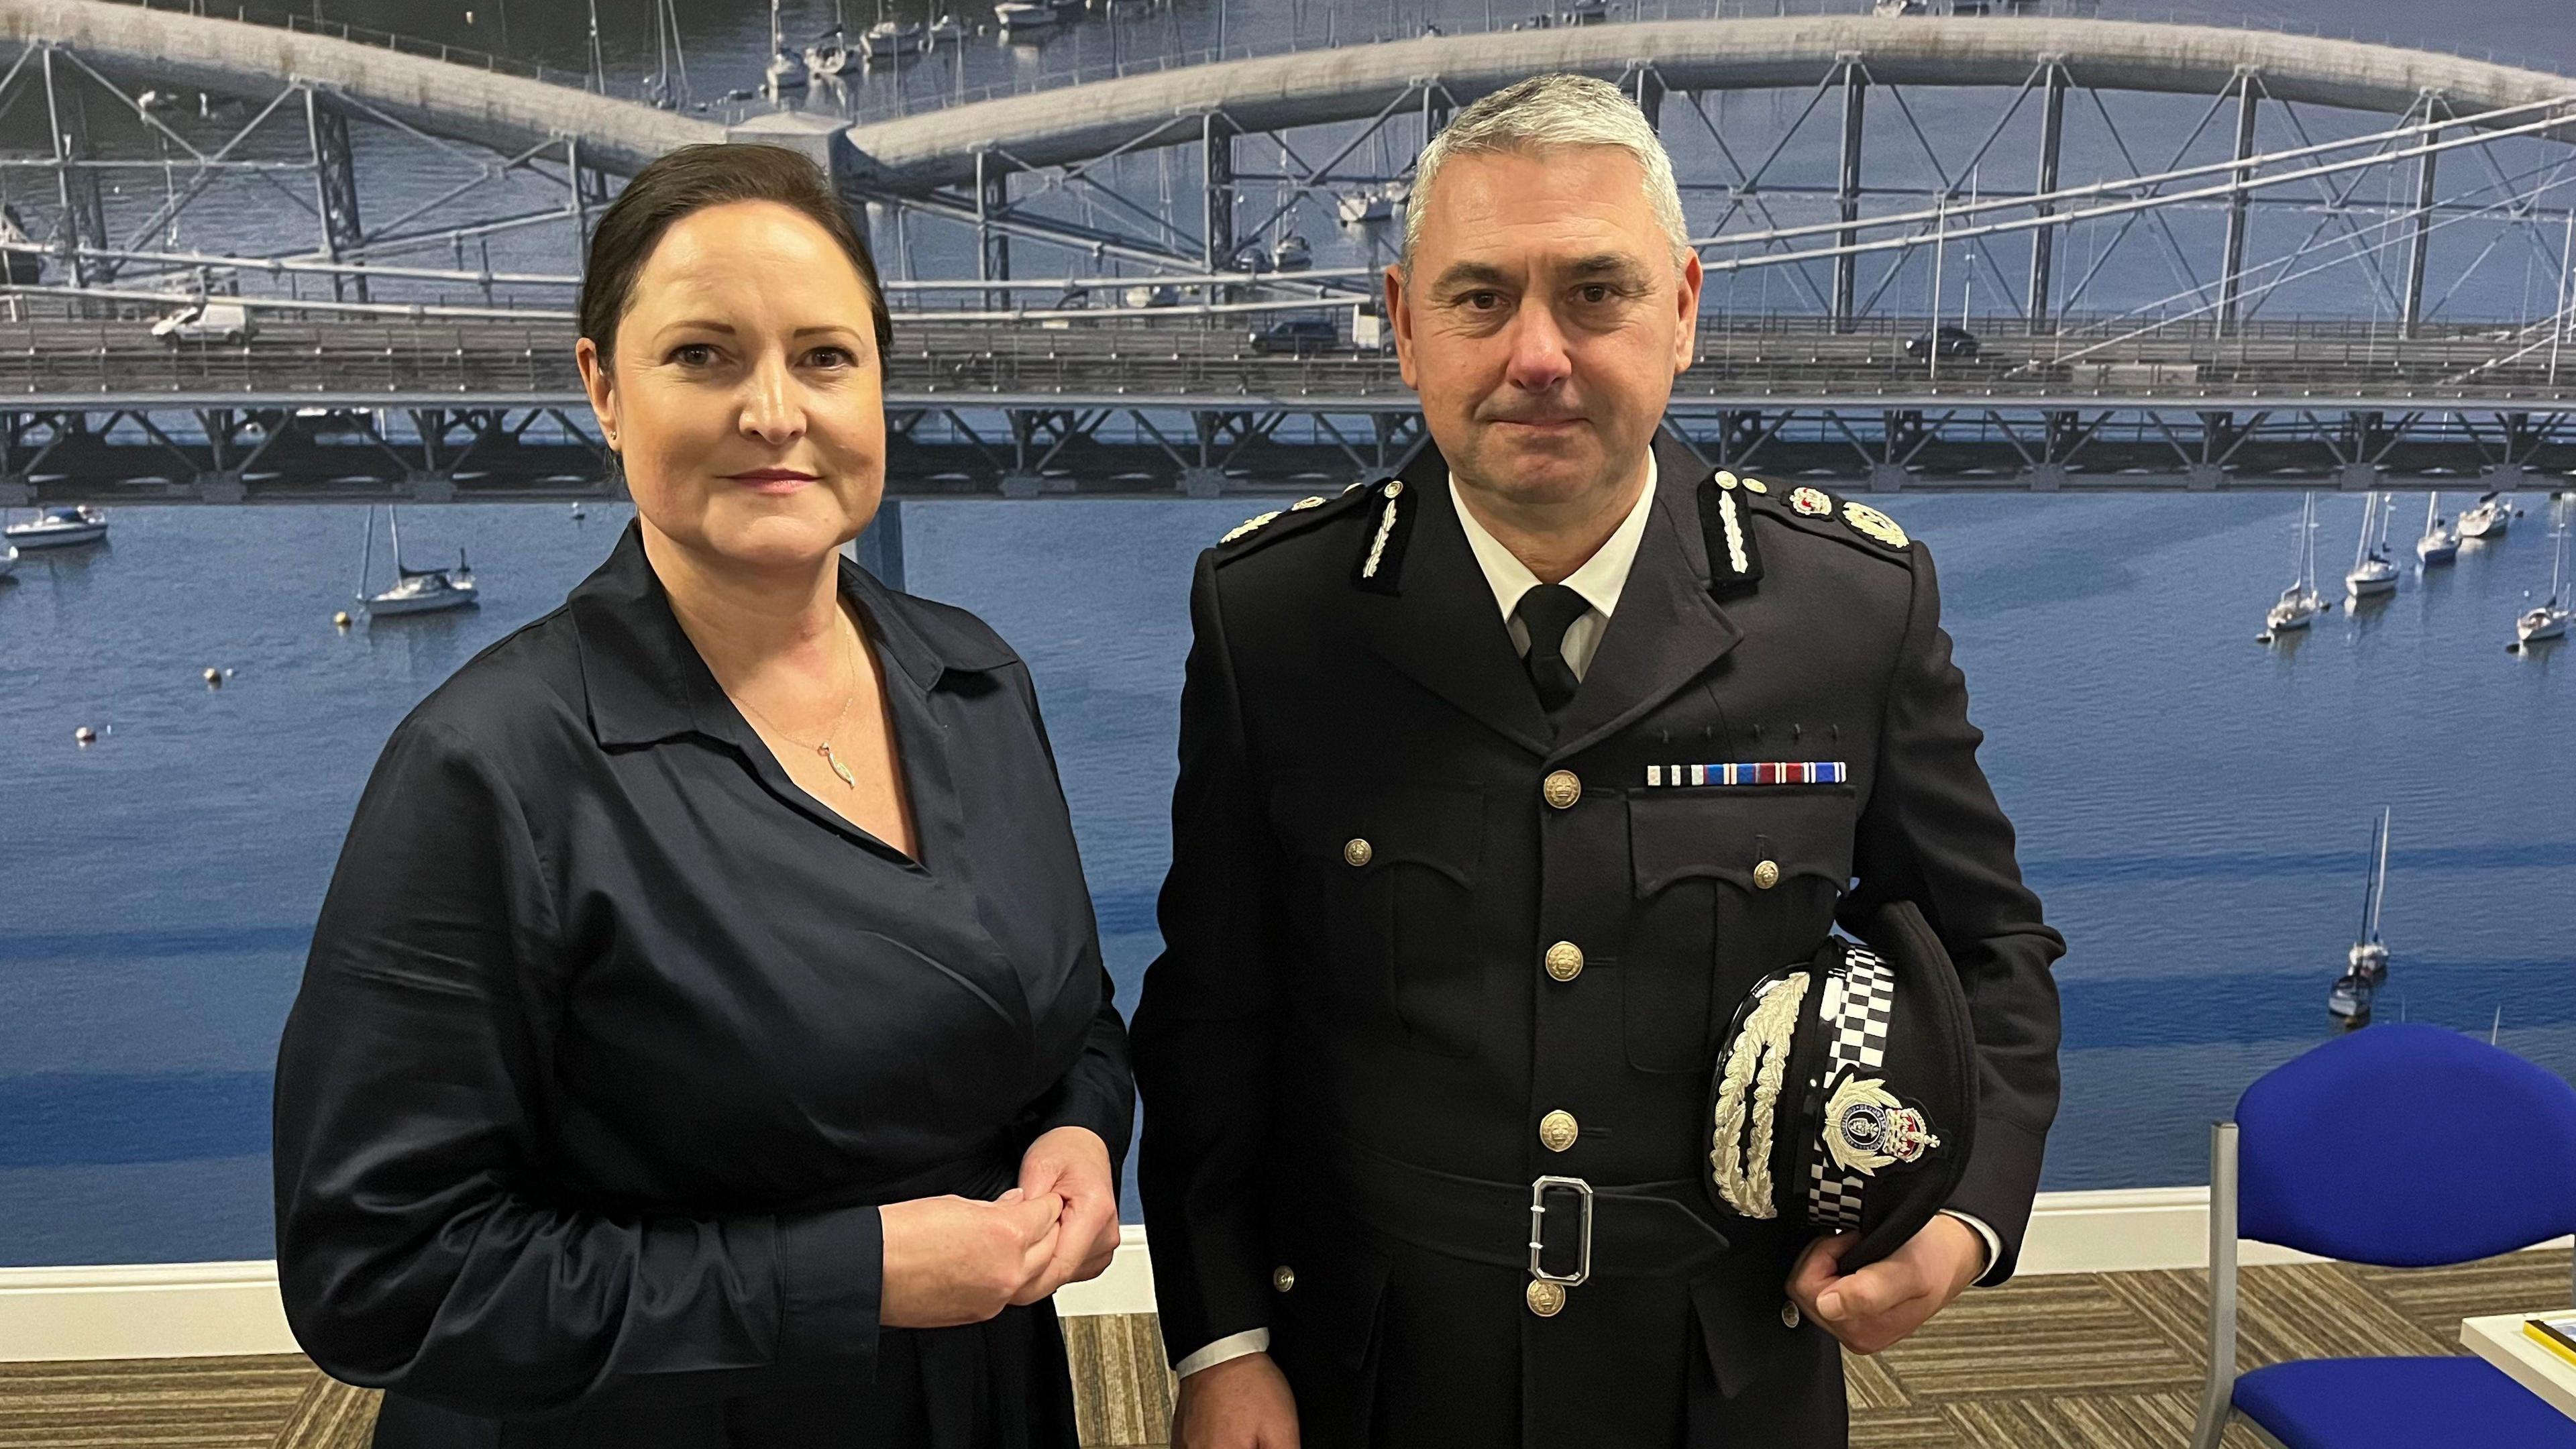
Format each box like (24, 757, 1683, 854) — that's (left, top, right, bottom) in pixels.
(1385, 264, 1418, 390)
(1672, 251, 1704, 375)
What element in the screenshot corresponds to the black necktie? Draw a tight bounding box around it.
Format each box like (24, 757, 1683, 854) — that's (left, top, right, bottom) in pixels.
(1515, 583, 1589, 714)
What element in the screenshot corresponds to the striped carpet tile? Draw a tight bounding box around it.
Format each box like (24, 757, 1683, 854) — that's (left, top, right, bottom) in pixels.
(0, 1355, 313, 1448)
(0, 1249, 2562, 1448)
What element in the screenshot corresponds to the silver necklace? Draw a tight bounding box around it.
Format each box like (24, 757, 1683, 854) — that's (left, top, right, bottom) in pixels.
(735, 620, 862, 789)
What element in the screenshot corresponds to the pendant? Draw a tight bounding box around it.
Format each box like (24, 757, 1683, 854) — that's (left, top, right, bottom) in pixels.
(818, 743, 857, 788)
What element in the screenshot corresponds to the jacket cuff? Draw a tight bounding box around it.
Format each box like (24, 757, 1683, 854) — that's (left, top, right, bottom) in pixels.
(775, 1203, 883, 1378)
(1941, 1116, 2048, 1284)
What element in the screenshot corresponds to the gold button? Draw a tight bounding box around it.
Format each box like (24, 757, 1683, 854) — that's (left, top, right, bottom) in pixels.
(1526, 1279, 1566, 1317)
(1754, 859, 1781, 890)
(1544, 941, 1585, 983)
(1273, 1265, 1296, 1293)
(1343, 838, 1373, 868)
(1780, 1299, 1801, 1329)
(1542, 770, 1582, 810)
(1538, 1110, 1580, 1152)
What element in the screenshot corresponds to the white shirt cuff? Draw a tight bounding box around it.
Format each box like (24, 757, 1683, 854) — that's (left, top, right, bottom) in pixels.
(1175, 1328, 1271, 1378)
(1939, 1209, 2004, 1287)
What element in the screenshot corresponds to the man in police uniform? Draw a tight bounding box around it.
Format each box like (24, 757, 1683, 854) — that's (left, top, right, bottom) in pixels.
(1132, 74, 2065, 1448)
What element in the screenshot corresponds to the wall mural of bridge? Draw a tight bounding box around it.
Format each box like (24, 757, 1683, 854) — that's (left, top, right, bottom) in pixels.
(0, 0, 2573, 502)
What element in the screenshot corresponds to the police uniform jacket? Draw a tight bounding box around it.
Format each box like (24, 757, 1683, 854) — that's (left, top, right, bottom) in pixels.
(1131, 433, 2065, 1447)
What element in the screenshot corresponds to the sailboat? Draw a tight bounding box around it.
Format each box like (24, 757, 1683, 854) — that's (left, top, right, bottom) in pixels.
(2457, 490, 2513, 539)
(2515, 508, 2572, 645)
(358, 505, 478, 618)
(856, 0, 922, 61)
(2344, 491, 2399, 598)
(2263, 492, 2330, 637)
(2327, 806, 2394, 1022)
(764, 0, 810, 93)
(2414, 491, 2459, 566)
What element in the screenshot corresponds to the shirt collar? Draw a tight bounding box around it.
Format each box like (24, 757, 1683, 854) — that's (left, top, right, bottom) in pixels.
(567, 519, 1011, 749)
(1448, 451, 1660, 627)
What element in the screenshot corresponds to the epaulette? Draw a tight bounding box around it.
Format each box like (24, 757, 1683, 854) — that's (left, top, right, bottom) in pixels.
(1212, 482, 1377, 562)
(1729, 472, 1915, 565)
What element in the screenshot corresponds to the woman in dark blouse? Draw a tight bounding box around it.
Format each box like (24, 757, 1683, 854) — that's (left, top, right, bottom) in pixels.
(272, 144, 1132, 1448)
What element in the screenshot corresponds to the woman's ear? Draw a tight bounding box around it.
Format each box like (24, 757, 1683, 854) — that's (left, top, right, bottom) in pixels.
(575, 335, 619, 451)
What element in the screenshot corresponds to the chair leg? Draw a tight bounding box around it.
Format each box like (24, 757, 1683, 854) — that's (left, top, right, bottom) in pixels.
(2188, 1122, 2241, 1449)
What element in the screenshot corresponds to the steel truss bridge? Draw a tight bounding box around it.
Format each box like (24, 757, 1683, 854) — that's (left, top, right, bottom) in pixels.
(2, 1, 2576, 505)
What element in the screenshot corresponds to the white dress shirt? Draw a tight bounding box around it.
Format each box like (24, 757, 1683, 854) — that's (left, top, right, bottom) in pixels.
(1172, 458, 1996, 1379)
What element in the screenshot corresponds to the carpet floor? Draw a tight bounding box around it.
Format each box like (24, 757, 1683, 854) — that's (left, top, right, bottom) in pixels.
(3, 1249, 2563, 1448)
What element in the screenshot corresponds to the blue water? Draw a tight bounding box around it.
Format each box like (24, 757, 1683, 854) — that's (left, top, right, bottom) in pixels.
(1, 490, 2569, 1265)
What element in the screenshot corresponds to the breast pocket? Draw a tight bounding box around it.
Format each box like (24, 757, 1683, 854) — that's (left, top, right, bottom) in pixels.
(1271, 778, 1487, 1057)
(1624, 788, 1857, 1073)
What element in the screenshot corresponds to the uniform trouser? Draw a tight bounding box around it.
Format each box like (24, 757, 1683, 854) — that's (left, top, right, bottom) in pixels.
(1275, 1230, 1849, 1449)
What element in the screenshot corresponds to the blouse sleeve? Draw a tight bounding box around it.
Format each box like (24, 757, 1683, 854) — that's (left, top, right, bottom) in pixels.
(272, 716, 882, 1418)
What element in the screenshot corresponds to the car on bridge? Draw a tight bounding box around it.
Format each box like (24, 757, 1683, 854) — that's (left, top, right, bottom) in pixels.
(151, 301, 255, 346)
(1905, 325, 1980, 362)
(1250, 317, 1342, 356)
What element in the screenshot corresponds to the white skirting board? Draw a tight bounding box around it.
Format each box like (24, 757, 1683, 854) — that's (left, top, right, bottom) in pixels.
(5, 1193, 2566, 1362)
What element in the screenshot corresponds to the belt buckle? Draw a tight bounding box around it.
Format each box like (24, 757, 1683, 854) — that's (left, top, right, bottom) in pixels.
(1527, 1175, 1594, 1287)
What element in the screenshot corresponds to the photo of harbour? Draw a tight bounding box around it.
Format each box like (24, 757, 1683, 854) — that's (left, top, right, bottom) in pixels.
(0, 0, 2569, 1336)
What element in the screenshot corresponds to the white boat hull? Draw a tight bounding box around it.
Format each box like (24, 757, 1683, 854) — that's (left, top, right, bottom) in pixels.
(0, 545, 15, 576)
(366, 584, 478, 616)
(2345, 570, 2397, 597)
(4, 521, 106, 548)
(2520, 608, 2571, 643)
(2459, 509, 2510, 538)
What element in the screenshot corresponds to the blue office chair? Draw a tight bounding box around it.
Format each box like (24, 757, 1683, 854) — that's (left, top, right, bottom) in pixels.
(2188, 1023, 2576, 1449)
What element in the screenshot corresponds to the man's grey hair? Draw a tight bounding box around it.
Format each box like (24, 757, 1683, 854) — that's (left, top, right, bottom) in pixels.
(1401, 73, 1692, 274)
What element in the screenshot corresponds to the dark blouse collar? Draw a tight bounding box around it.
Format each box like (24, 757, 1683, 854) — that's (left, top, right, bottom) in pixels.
(567, 519, 1010, 749)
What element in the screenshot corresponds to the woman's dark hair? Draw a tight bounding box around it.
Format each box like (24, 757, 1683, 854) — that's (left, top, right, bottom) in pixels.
(578, 142, 893, 371)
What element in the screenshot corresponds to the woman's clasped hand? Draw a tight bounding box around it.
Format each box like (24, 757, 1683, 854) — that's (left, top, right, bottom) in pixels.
(879, 1126, 1124, 1329)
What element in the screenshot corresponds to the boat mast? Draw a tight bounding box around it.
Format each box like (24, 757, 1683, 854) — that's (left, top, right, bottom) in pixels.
(2424, 490, 2439, 537)
(2365, 807, 2391, 943)
(388, 504, 404, 572)
(356, 504, 374, 598)
(2302, 493, 2318, 594)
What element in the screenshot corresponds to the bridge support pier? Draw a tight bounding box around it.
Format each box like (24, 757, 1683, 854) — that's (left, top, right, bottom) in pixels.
(2218, 69, 2261, 333)
(2402, 93, 2443, 339)
(977, 150, 1012, 311)
(407, 472, 457, 504)
(1178, 466, 1227, 498)
(195, 470, 246, 504)
(2026, 61, 2068, 335)
(0, 474, 29, 507)
(2025, 462, 2070, 491)
(304, 89, 368, 304)
(1202, 114, 1236, 273)
(1832, 55, 1867, 332)
(1868, 462, 1911, 492)
(2186, 464, 2227, 491)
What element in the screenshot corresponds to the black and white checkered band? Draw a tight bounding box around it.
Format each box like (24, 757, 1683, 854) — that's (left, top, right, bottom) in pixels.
(1807, 945, 1894, 1232)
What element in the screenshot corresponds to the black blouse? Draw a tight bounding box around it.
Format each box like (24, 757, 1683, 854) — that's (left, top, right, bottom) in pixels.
(272, 522, 1132, 1442)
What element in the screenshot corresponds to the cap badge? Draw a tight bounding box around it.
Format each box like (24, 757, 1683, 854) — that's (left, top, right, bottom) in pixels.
(1790, 486, 1834, 517)
(1823, 1074, 1940, 1177)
